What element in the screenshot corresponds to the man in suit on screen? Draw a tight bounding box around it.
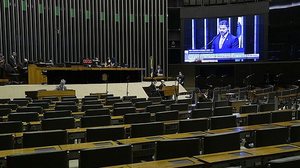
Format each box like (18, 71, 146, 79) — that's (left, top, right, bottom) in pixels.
(211, 20, 239, 53)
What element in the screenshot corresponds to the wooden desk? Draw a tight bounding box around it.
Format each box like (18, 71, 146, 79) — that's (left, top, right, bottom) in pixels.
(25, 90, 76, 99)
(59, 140, 118, 151)
(207, 124, 279, 134)
(273, 120, 300, 127)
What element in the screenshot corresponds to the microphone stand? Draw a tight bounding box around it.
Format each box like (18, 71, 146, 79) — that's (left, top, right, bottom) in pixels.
(106, 81, 109, 94)
(126, 79, 129, 96)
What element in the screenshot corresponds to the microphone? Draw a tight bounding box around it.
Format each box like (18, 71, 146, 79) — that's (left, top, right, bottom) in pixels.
(206, 74, 216, 80)
(203, 34, 220, 49)
(276, 73, 284, 78)
(246, 73, 255, 79)
(195, 74, 201, 79)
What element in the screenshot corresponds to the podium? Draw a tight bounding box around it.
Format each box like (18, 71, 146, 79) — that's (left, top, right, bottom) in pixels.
(25, 90, 76, 99)
(161, 86, 179, 97)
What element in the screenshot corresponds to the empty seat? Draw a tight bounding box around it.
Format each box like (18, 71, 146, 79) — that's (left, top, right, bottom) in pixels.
(43, 110, 72, 119)
(86, 126, 125, 142)
(7, 150, 69, 168)
(9, 100, 29, 106)
(161, 99, 176, 107)
(106, 99, 122, 106)
(85, 108, 110, 116)
(42, 117, 75, 130)
(213, 106, 232, 116)
(156, 138, 200, 160)
(147, 96, 162, 104)
(81, 104, 104, 112)
(0, 108, 12, 116)
(0, 121, 23, 134)
(0, 98, 10, 104)
(8, 112, 39, 122)
(122, 95, 137, 102)
(16, 107, 43, 114)
(23, 130, 68, 148)
(135, 101, 152, 109)
(113, 102, 133, 108)
(178, 118, 209, 133)
(271, 110, 293, 123)
(61, 97, 78, 103)
(55, 105, 78, 112)
(112, 107, 136, 116)
(214, 100, 229, 107)
(146, 104, 166, 113)
(79, 145, 132, 168)
(268, 155, 300, 168)
(290, 125, 300, 142)
(33, 99, 52, 104)
(28, 102, 50, 109)
(255, 127, 288, 147)
(81, 96, 98, 103)
(203, 132, 240, 154)
(247, 112, 271, 125)
(196, 101, 212, 109)
(0, 104, 18, 110)
(124, 112, 151, 124)
(42, 96, 59, 101)
(259, 103, 275, 112)
(177, 98, 193, 105)
(55, 101, 76, 106)
(81, 115, 111, 128)
(0, 134, 14, 150)
(130, 122, 165, 138)
(210, 115, 237, 130)
(155, 110, 179, 121)
(131, 98, 147, 104)
(191, 108, 212, 118)
(239, 104, 258, 113)
(170, 103, 189, 111)
(82, 100, 102, 105)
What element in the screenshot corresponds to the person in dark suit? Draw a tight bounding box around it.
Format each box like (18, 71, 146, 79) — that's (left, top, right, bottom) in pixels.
(154, 65, 163, 77)
(212, 20, 239, 53)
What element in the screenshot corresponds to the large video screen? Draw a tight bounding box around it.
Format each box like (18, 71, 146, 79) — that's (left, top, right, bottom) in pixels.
(183, 15, 265, 63)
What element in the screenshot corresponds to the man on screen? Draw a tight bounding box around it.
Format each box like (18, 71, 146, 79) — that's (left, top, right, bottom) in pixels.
(212, 20, 239, 53)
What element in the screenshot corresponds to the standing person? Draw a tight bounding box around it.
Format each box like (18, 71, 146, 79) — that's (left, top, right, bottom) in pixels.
(211, 20, 239, 53)
(154, 65, 163, 77)
(8, 52, 18, 70)
(177, 71, 185, 86)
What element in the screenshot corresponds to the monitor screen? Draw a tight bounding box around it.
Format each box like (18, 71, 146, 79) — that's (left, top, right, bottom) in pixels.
(183, 15, 265, 63)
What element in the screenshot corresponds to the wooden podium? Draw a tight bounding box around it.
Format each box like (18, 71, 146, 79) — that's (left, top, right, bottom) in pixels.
(161, 86, 179, 97)
(25, 90, 76, 99)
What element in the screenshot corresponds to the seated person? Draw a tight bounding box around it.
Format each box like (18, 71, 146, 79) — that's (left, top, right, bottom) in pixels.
(177, 72, 185, 86)
(154, 65, 163, 77)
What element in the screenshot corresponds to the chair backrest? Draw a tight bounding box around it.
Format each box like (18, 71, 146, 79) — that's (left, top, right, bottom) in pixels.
(16, 107, 43, 114)
(28, 102, 50, 109)
(170, 103, 189, 111)
(81, 104, 104, 112)
(7, 150, 69, 168)
(131, 98, 147, 104)
(259, 103, 275, 112)
(86, 126, 125, 142)
(271, 110, 293, 123)
(213, 106, 233, 116)
(239, 104, 258, 113)
(0, 104, 18, 110)
(247, 112, 271, 125)
(43, 110, 72, 119)
(85, 108, 110, 116)
(210, 115, 237, 130)
(55, 105, 78, 112)
(81, 115, 111, 128)
(8, 112, 39, 122)
(268, 155, 300, 168)
(42, 117, 75, 130)
(147, 96, 162, 103)
(0, 108, 12, 116)
(113, 102, 133, 108)
(196, 101, 213, 109)
(178, 118, 209, 133)
(161, 99, 176, 107)
(135, 101, 152, 108)
(124, 112, 151, 124)
(0, 98, 10, 104)
(203, 132, 240, 154)
(112, 107, 136, 116)
(290, 125, 300, 143)
(9, 100, 29, 106)
(177, 98, 193, 105)
(155, 110, 179, 121)
(122, 95, 137, 102)
(23, 130, 68, 148)
(42, 96, 59, 101)
(55, 101, 76, 106)
(214, 100, 229, 107)
(255, 127, 288, 147)
(156, 138, 200, 160)
(105, 98, 122, 105)
(0, 133, 14, 150)
(146, 104, 166, 113)
(130, 122, 165, 138)
(61, 97, 78, 103)
(191, 108, 212, 118)
(33, 99, 52, 104)
(0, 121, 23, 134)
(81, 96, 98, 103)
(79, 145, 132, 168)
(82, 100, 102, 105)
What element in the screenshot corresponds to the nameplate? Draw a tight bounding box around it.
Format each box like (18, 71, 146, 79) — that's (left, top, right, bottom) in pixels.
(145, 136, 164, 140)
(276, 145, 297, 150)
(34, 147, 56, 153)
(229, 151, 252, 157)
(93, 142, 114, 147)
(168, 159, 195, 165)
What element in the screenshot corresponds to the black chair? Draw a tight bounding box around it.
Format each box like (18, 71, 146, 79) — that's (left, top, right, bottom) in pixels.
(86, 126, 125, 142)
(0, 121, 23, 134)
(42, 96, 59, 101)
(106, 96, 121, 100)
(16, 107, 43, 114)
(155, 110, 179, 121)
(0, 104, 18, 110)
(170, 103, 189, 112)
(177, 98, 193, 105)
(130, 122, 165, 138)
(196, 101, 213, 109)
(214, 100, 229, 107)
(112, 107, 136, 116)
(9, 100, 29, 106)
(161, 99, 176, 107)
(113, 102, 133, 108)
(124, 112, 151, 124)
(0, 108, 12, 116)
(259, 103, 275, 112)
(81, 104, 104, 112)
(85, 108, 110, 116)
(203, 132, 240, 154)
(81, 115, 111, 128)
(13, 97, 32, 101)
(0, 133, 14, 150)
(61, 97, 78, 103)
(8, 112, 39, 122)
(33, 99, 52, 104)
(79, 145, 132, 168)
(147, 96, 162, 104)
(0, 98, 10, 104)
(81, 96, 98, 103)
(191, 108, 212, 118)
(156, 138, 200, 160)
(106, 99, 122, 106)
(55, 101, 76, 106)
(178, 118, 209, 133)
(42, 117, 75, 130)
(255, 127, 288, 147)
(122, 95, 137, 102)
(247, 112, 271, 125)
(28, 102, 50, 109)
(131, 98, 147, 104)
(290, 125, 300, 143)
(55, 105, 78, 112)
(7, 150, 69, 168)
(239, 104, 258, 113)
(271, 110, 293, 123)
(213, 106, 233, 116)
(210, 115, 237, 130)
(135, 101, 152, 108)
(146, 104, 166, 113)
(23, 130, 68, 148)
(43, 110, 72, 119)
(268, 155, 300, 168)
(82, 100, 102, 105)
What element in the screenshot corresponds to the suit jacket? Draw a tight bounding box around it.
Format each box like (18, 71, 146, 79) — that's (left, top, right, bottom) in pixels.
(212, 33, 239, 53)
